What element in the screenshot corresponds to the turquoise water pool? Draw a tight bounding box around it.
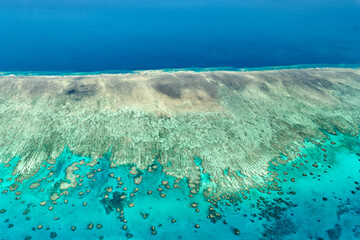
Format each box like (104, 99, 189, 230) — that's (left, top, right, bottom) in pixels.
(0, 132, 359, 239)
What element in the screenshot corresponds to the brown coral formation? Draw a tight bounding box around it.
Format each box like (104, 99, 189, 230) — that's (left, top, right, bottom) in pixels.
(0, 68, 359, 192)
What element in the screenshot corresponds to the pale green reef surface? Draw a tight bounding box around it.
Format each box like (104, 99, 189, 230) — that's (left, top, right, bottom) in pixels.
(0, 68, 359, 192)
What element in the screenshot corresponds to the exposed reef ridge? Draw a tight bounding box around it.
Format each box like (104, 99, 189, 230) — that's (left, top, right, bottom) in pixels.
(0, 68, 359, 192)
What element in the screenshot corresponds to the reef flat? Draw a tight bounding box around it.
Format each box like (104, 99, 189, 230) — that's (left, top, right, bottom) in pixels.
(0, 68, 359, 191)
(1, 68, 360, 239)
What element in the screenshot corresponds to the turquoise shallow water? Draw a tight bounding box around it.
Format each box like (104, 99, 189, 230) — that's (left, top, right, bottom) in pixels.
(0, 132, 359, 239)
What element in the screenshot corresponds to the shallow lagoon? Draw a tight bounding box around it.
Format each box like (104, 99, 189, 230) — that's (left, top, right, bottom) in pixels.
(0, 132, 359, 239)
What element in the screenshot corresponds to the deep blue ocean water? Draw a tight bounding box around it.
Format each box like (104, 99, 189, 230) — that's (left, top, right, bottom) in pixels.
(0, 0, 360, 72)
